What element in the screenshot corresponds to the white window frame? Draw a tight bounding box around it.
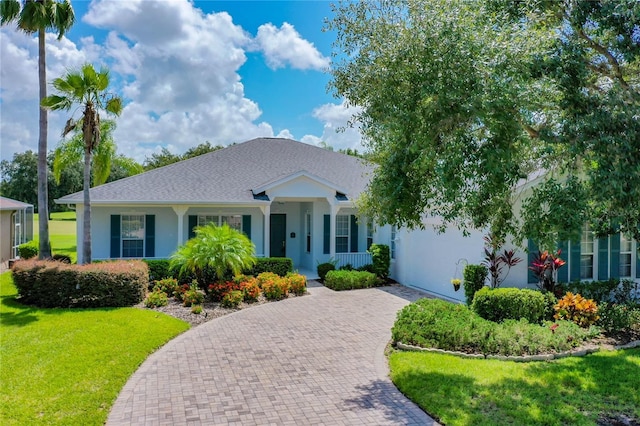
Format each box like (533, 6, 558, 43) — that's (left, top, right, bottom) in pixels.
(305, 212, 312, 253)
(391, 225, 397, 260)
(121, 214, 145, 258)
(197, 214, 243, 232)
(366, 219, 374, 250)
(580, 224, 594, 280)
(336, 215, 350, 253)
(620, 234, 633, 278)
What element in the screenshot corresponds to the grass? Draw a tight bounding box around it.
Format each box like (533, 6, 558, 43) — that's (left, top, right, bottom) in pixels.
(389, 348, 640, 426)
(0, 272, 190, 425)
(33, 211, 77, 262)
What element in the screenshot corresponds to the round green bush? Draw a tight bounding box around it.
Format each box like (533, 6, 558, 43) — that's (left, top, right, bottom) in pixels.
(317, 262, 336, 281)
(471, 287, 547, 324)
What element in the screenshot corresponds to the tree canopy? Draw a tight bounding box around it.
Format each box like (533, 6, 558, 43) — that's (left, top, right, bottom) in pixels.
(143, 142, 225, 170)
(328, 0, 640, 248)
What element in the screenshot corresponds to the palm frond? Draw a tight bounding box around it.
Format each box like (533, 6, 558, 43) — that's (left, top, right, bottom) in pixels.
(0, 0, 21, 25)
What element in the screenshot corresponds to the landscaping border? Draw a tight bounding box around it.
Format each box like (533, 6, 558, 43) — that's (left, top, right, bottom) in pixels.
(395, 339, 640, 362)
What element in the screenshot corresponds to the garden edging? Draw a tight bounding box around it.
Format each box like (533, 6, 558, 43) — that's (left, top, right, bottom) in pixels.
(395, 339, 640, 362)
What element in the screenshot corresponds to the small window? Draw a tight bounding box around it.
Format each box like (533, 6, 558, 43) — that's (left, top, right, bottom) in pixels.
(198, 215, 218, 227)
(620, 234, 632, 278)
(580, 224, 594, 279)
(122, 215, 145, 258)
(305, 213, 312, 253)
(366, 219, 374, 250)
(198, 214, 242, 232)
(336, 215, 350, 253)
(391, 225, 397, 260)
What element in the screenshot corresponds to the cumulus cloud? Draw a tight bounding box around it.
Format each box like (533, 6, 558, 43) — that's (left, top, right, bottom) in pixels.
(302, 100, 364, 151)
(254, 23, 329, 70)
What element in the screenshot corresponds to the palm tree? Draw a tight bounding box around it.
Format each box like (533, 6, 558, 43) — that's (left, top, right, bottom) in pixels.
(1, 0, 75, 259)
(42, 63, 123, 264)
(52, 119, 142, 188)
(170, 224, 257, 288)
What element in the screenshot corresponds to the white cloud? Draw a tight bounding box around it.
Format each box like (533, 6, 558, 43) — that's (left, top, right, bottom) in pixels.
(302, 100, 364, 151)
(254, 22, 329, 70)
(276, 129, 295, 139)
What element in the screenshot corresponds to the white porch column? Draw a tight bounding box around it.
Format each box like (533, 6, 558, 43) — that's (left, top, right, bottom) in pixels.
(330, 203, 338, 258)
(263, 204, 271, 257)
(171, 205, 189, 245)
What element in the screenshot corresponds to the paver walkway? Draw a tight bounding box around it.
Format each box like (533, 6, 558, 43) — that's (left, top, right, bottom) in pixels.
(108, 282, 439, 425)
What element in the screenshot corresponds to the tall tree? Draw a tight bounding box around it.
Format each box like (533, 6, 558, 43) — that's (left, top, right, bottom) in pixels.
(328, 0, 640, 248)
(52, 120, 142, 188)
(1, 0, 75, 259)
(42, 63, 123, 264)
(143, 142, 224, 170)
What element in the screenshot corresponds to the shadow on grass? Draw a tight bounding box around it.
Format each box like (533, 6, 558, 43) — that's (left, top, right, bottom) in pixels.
(393, 351, 640, 426)
(342, 379, 438, 425)
(0, 294, 39, 326)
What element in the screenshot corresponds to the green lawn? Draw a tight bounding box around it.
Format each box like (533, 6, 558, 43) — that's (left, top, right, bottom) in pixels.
(33, 211, 77, 262)
(0, 272, 189, 425)
(390, 349, 640, 426)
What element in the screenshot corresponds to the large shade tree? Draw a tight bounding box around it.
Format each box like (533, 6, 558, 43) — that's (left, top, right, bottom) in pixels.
(328, 0, 640, 249)
(1, 0, 75, 258)
(42, 63, 123, 264)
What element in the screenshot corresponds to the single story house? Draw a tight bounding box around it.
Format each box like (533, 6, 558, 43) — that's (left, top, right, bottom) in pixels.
(56, 138, 639, 302)
(0, 196, 34, 267)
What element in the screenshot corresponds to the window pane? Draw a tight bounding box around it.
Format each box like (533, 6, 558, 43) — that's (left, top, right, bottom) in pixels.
(198, 215, 218, 227)
(336, 215, 349, 237)
(391, 226, 396, 260)
(620, 253, 632, 277)
(122, 215, 144, 239)
(336, 236, 348, 253)
(122, 240, 144, 258)
(580, 254, 593, 279)
(223, 215, 242, 231)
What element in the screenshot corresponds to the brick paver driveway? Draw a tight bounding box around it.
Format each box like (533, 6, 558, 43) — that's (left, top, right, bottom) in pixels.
(108, 282, 438, 425)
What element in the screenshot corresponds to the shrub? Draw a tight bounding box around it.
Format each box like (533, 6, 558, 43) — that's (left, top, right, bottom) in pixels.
(51, 254, 71, 263)
(247, 257, 293, 276)
(558, 279, 638, 305)
(207, 281, 239, 302)
(356, 264, 375, 273)
(324, 270, 377, 291)
(12, 259, 148, 308)
(238, 277, 260, 302)
(173, 283, 190, 302)
(144, 289, 168, 308)
(182, 282, 204, 307)
(369, 244, 390, 279)
(542, 291, 558, 321)
(339, 263, 354, 271)
(17, 241, 38, 259)
(191, 304, 203, 314)
(471, 287, 547, 324)
(482, 233, 522, 288)
(554, 292, 600, 327)
(462, 264, 487, 305)
(221, 290, 244, 308)
(143, 259, 173, 282)
(286, 273, 307, 295)
(597, 303, 639, 335)
(392, 298, 600, 356)
(317, 262, 336, 281)
(153, 277, 179, 296)
(261, 276, 289, 300)
(256, 272, 281, 287)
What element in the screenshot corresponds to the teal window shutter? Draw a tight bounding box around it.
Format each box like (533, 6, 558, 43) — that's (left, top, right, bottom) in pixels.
(610, 233, 620, 279)
(188, 215, 197, 239)
(570, 240, 581, 281)
(110, 215, 121, 258)
(557, 241, 569, 283)
(242, 215, 251, 239)
(527, 239, 538, 284)
(350, 215, 359, 253)
(598, 237, 609, 280)
(145, 215, 155, 258)
(323, 215, 330, 254)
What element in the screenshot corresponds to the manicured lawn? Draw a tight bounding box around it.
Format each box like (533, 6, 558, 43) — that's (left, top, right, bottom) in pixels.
(33, 212, 77, 262)
(0, 272, 189, 425)
(389, 349, 640, 426)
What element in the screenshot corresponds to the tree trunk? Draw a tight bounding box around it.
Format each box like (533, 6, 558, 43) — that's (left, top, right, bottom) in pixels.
(37, 28, 52, 259)
(83, 144, 92, 264)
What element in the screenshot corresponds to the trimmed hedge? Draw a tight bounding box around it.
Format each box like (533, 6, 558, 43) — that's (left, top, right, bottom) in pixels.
(17, 241, 38, 259)
(12, 259, 148, 308)
(471, 287, 547, 324)
(317, 262, 336, 281)
(247, 257, 293, 277)
(369, 244, 390, 278)
(324, 270, 377, 291)
(558, 279, 638, 305)
(463, 264, 487, 305)
(143, 259, 173, 282)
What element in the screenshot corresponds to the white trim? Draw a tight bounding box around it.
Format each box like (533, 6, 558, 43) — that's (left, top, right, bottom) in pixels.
(252, 170, 350, 196)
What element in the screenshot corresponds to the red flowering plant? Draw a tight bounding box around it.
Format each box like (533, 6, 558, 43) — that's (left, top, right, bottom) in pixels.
(529, 249, 566, 293)
(207, 281, 240, 302)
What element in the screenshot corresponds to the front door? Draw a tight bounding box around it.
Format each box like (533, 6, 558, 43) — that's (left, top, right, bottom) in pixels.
(270, 214, 287, 257)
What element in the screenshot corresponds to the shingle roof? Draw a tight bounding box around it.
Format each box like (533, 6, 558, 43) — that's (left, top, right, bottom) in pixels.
(0, 196, 32, 210)
(56, 138, 374, 205)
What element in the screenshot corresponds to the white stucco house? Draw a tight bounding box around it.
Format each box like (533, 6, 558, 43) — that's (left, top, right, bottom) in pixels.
(0, 196, 34, 268)
(56, 137, 639, 302)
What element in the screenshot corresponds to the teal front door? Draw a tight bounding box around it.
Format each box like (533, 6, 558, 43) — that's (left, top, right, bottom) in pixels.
(270, 214, 287, 257)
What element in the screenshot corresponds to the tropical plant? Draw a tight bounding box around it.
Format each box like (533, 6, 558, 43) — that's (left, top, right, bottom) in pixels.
(51, 120, 142, 188)
(170, 223, 256, 288)
(528, 250, 566, 293)
(554, 292, 600, 327)
(482, 233, 522, 288)
(1, 0, 75, 259)
(41, 63, 123, 264)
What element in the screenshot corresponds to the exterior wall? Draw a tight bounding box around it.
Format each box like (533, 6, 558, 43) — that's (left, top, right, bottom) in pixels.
(0, 211, 13, 263)
(390, 222, 485, 303)
(269, 202, 302, 267)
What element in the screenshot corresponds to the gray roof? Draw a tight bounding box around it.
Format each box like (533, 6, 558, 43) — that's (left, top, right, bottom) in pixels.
(56, 138, 373, 205)
(0, 196, 32, 210)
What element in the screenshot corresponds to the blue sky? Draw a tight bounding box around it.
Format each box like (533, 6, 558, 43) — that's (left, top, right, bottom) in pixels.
(0, 0, 362, 163)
